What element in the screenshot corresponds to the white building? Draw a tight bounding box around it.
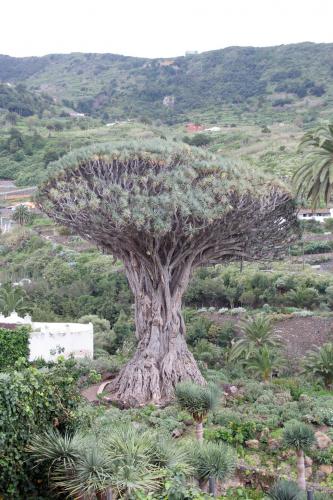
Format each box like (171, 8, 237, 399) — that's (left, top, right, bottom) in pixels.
(298, 208, 333, 222)
(0, 312, 93, 362)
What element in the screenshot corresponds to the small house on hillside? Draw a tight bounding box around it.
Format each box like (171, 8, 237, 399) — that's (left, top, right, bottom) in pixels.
(298, 208, 333, 222)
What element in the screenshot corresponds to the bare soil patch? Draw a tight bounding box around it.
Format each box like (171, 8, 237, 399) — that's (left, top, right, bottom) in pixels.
(206, 312, 333, 364)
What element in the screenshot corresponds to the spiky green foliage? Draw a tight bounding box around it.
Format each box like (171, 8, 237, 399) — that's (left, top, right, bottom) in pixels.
(28, 425, 190, 498)
(0, 285, 26, 315)
(12, 204, 31, 226)
(104, 425, 164, 496)
(190, 441, 236, 482)
(282, 422, 315, 451)
(37, 140, 298, 266)
(175, 382, 218, 422)
(230, 315, 282, 361)
(294, 124, 333, 207)
(245, 345, 285, 382)
(266, 480, 302, 500)
(150, 438, 193, 477)
(27, 429, 81, 472)
(303, 342, 333, 388)
(53, 446, 113, 497)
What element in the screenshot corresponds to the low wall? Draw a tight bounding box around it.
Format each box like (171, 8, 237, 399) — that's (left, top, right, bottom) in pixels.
(29, 322, 94, 361)
(0, 313, 94, 361)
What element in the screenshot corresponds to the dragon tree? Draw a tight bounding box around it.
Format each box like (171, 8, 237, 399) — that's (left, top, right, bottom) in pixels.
(37, 141, 299, 406)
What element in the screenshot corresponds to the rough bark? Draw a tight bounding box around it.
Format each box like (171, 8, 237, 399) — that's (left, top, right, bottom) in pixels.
(108, 258, 205, 406)
(195, 421, 204, 442)
(296, 449, 306, 491)
(208, 477, 216, 497)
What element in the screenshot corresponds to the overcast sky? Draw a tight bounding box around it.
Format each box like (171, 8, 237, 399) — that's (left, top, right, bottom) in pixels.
(2, 0, 333, 58)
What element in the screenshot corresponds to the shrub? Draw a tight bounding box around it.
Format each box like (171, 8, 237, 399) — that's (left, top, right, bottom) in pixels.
(300, 219, 324, 234)
(285, 287, 319, 309)
(204, 420, 258, 445)
(324, 217, 333, 231)
(267, 480, 302, 500)
(0, 363, 80, 496)
(191, 340, 224, 369)
(212, 409, 243, 427)
(303, 343, 333, 389)
(183, 134, 212, 147)
(0, 326, 30, 370)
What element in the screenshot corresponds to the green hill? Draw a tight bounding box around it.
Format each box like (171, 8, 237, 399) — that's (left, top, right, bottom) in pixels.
(1, 43, 333, 123)
(1, 42, 333, 185)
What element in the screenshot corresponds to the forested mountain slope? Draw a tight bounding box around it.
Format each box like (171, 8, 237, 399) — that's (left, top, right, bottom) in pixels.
(1, 42, 333, 123)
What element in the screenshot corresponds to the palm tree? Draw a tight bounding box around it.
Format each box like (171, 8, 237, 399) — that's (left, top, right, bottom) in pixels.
(282, 422, 315, 491)
(293, 124, 333, 207)
(175, 382, 218, 442)
(230, 315, 282, 362)
(0, 286, 27, 315)
(303, 343, 333, 389)
(190, 441, 236, 496)
(245, 346, 285, 383)
(12, 204, 31, 226)
(266, 480, 302, 500)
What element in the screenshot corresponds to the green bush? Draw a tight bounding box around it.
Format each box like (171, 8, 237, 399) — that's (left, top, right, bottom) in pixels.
(204, 420, 259, 445)
(324, 218, 333, 231)
(300, 219, 325, 234)
(0, 326, 30, 370)
(0, 362, 80, 497)
(285, 287, 319, 309)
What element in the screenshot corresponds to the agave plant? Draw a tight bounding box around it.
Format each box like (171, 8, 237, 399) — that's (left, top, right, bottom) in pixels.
(175, 382, 218, 441)
(282, 422, 315, 491)
(266, 480, 302, 500)
(190, 441, 236, 496)
(293, 124, 333, 207)
(230, 314, 282, 362)
(303, 343, 333, 389)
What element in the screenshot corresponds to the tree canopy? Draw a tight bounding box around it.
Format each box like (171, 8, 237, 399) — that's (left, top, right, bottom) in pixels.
(38, 140, 298, 269)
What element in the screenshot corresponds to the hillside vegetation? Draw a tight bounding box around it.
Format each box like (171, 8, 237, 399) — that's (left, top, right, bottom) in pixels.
(1, 42, 333, 123)
(0, 42, 332, 186)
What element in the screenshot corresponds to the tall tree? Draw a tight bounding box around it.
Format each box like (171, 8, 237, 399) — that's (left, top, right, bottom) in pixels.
(293, 124, 333, 207)
(37, 141, 298, 406)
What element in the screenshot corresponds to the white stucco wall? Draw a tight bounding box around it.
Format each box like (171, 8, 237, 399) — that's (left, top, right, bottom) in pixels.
(0, 312, 94, 362)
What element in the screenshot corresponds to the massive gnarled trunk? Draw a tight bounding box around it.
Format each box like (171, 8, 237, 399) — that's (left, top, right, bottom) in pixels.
(108, 258, 205, 406)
